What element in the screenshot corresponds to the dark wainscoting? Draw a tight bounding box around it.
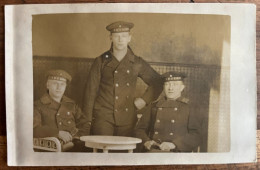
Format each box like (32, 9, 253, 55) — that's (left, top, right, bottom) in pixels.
(33, 55, 227, 152)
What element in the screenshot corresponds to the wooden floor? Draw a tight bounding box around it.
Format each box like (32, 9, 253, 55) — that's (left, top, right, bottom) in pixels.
(1, 0, 260, 169)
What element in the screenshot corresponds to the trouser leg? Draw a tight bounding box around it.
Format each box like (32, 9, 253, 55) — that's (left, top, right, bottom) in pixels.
(108, 124, 135, 153)
(92, 119, 115, 135)
(115, 124, 135, 137)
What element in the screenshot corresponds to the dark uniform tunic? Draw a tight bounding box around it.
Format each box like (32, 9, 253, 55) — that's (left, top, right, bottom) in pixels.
(83, 47, 163, 136)
(135, 97, 201, 152)
(33, 93, 89, 138)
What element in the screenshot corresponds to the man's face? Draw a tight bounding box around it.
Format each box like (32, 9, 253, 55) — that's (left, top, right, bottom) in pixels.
(164, 81, 185, 99)
(110, 32, 131, 51)
(47, 79, 67, 99)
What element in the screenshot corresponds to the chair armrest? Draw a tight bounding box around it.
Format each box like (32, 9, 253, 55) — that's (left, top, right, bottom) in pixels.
(33, 137, 62, 152)
(33, 137, 75, 152)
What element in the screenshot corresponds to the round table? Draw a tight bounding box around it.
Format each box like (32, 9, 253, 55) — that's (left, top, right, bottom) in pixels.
(80, 136, 142, 153)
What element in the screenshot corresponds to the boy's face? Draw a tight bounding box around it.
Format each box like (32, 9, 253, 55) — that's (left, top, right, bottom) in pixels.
(110, 32, 131, 51)
(47, 78, 67, 99)
(164, 80, 185, 99)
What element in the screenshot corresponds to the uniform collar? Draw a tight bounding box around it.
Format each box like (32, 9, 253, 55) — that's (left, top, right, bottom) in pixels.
(61, 95, 74, 103)
(156, 96, 189, 107)
(106, 51, 120, 68)
(105, 46, 135, 66)
(126, 46, 136, 63)
(40, 93, 74, 105)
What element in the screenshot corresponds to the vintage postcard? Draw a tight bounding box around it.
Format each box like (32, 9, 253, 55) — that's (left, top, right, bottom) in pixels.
(5, 3, 256, 165)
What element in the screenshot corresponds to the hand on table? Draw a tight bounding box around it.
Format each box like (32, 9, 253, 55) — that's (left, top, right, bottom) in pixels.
(144, 140, 159, 150)
(159, 142, 176, 151)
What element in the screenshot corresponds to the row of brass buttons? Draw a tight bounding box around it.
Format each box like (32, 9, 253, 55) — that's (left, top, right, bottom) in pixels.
(156, 119, 175, 123)
(114, 69, 130, 74)
(115, 83, 131, 87)
(57, 112, 72, 126)
(158, 107, 178, 111)
(57, 112, 71, 116)
(115, 96, 129, 100)
(114, 108, 129, 112)
(154, 131, 174, 135)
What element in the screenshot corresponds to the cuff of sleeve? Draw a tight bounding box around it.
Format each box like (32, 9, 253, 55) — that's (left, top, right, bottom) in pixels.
(141, 96, 150, 105)
(70, 128, 79, 137)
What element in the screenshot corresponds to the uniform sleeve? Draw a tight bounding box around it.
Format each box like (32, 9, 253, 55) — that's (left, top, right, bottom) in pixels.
(33, 105, 59, 138)
(135, 105, 153, 143)
(74, 105, 91, 136)
(82, 57, 102, 122)
(172, 109, 202, 152)
(138, 57, 163, 104)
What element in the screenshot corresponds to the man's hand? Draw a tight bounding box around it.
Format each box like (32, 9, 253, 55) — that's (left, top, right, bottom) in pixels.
(144, 140, 158, 150)
(159, 142, 176, 151)
(58, 131, 72, 143)
(134, 98, 146, 110)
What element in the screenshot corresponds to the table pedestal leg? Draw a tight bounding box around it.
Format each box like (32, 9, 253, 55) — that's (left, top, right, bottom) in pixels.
(103, 149, 108, 153)
(93, 148, 97, 153)
(128, 149, 133, 153)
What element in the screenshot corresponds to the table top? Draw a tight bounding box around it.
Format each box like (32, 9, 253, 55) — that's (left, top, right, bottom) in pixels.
(80, 136, 142, 145)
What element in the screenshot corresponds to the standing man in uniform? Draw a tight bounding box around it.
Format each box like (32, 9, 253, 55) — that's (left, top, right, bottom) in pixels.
(34, 69, 90, 151)
(135, 72, 201, 152)
(83, 21, 163, 137)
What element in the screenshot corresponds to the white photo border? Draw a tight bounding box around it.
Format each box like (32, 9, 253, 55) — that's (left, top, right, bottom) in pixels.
(5, 3, 256, 166)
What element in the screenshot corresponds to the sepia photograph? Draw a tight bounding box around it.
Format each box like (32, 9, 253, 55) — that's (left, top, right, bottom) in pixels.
(5, 3, 256, 165)
(32, 13, 230, 153)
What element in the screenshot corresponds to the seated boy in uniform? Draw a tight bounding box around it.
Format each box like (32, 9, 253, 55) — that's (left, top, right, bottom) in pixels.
(135, 71, 201, 152)
(33, 69, 90, 152)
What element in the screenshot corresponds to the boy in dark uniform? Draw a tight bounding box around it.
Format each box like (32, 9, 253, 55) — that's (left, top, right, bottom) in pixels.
(33, 69, 90, 152)
(83, 21, 163, 136)
(135, 71, 201, 152)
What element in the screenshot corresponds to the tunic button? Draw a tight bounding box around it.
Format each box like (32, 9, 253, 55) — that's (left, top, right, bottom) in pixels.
(171, 120, 175, 123)
(67, 112, 70, 115)
(57, 113, 60, 116)
(174, 107, 178, 111)
(154, 132, 159, 135)
(126, 83, 130, 86)
(156, 119, 160, 123)
(115, 109, 118, 112)
(125, 108, 128, 112)
(158, 108, 162, 111)
(126, 96, 129, 99)
(115, 70, 118, 74)
(170, 133, 173, 135)
(115, 96, 119, 100)
(59, 122, 62, 125)
(68, 121, 71, 124)
(115, 83, 119, 87)
(127, 70, 130, 74)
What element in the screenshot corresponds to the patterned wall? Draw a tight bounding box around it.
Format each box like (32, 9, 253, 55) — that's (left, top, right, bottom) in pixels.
(33, 56, 230, 152)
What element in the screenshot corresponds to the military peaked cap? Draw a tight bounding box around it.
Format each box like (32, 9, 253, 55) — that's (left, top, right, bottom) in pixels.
(106, 21, 134, 33)
(162, 71, 186, 82)
(47, 69, 72, 82)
